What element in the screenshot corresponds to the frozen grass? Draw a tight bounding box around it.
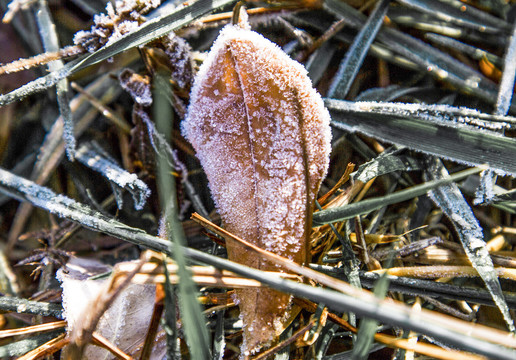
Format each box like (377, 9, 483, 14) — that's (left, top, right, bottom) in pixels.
(1, 1, 516, 359)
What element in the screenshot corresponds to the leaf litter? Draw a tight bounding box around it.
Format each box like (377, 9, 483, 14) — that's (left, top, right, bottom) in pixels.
(2, 1, 516, 359)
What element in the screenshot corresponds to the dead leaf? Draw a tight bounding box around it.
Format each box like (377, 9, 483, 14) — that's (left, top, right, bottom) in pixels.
(58, 257, 160, 359)
(182, 23, 331, 354)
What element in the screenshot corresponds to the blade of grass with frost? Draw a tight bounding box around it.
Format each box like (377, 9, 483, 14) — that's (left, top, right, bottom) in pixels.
(397, 0, 509, 33)
(352, 150, 421, 183)
(154, 71, 211, 360)
(463, 175, 516, 209)
(323, 0, 507, 109)
(328, 0, 391, 99)
(290, 13, 418, 71)
(326, 100, 516, 175)
(474, 22, 516, 204)
(328, 99, 516, 129)
(387, 8, 508, 48)
(354, 85, 422, 102)
(307, 41, 336, 85)
(2, 170, 516, 359)
(0, 296, 63, 318)
(496, 21, 516, 116)
(0, 0, 237, 107)
(474, 169, 497, 204)
(424, 158, 515, 333)
(425, 33, 503, 68)
(31, 74, 119, 179)
(75, 142, 150, 210)
(0, 330, 64, 358)
(313, 166, 483, 226)
(34, 0, 76, 160)
(480, 17, 515, 206)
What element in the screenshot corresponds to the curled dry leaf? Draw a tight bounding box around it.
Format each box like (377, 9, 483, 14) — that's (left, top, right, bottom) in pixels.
(182, 24, 331, 354)
(58, 258, 163, 359)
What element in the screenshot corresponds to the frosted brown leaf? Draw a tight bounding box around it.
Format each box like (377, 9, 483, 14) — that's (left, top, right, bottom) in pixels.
(182, 24, 331, 354)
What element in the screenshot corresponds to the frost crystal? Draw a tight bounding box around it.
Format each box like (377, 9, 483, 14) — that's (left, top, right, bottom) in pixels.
(327, 100, 515, 132)
(159, 34, 194, 90)
(119, 69, 153, 106)
(182, 24, 331, 352)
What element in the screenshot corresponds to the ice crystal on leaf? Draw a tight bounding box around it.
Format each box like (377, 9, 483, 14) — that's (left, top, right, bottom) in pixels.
(119, 69, 153, 107)
(182, 24, 331, 353)
(158, 34, 194, 90)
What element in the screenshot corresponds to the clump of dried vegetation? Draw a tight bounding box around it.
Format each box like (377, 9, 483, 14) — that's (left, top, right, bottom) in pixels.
(1, 0, 516, 359)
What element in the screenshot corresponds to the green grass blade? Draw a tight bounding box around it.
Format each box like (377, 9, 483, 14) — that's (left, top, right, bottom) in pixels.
(351, 273, 390, 360)
(313, 166, 482, 226)
(154, 71, 211, 359)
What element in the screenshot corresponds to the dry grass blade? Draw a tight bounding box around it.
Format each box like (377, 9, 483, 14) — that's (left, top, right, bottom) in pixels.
(373, 333, 486, 360)
(190, 213, 516, 352)
(0, 46, 83, 76)
(16, 333, 69, 360)
(0, 320, 65, 339)
(113, 260, 302, 288)
(317, 162, 354, 205)
(90, 332, 134, 360)
(374, 265, 516, 280)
